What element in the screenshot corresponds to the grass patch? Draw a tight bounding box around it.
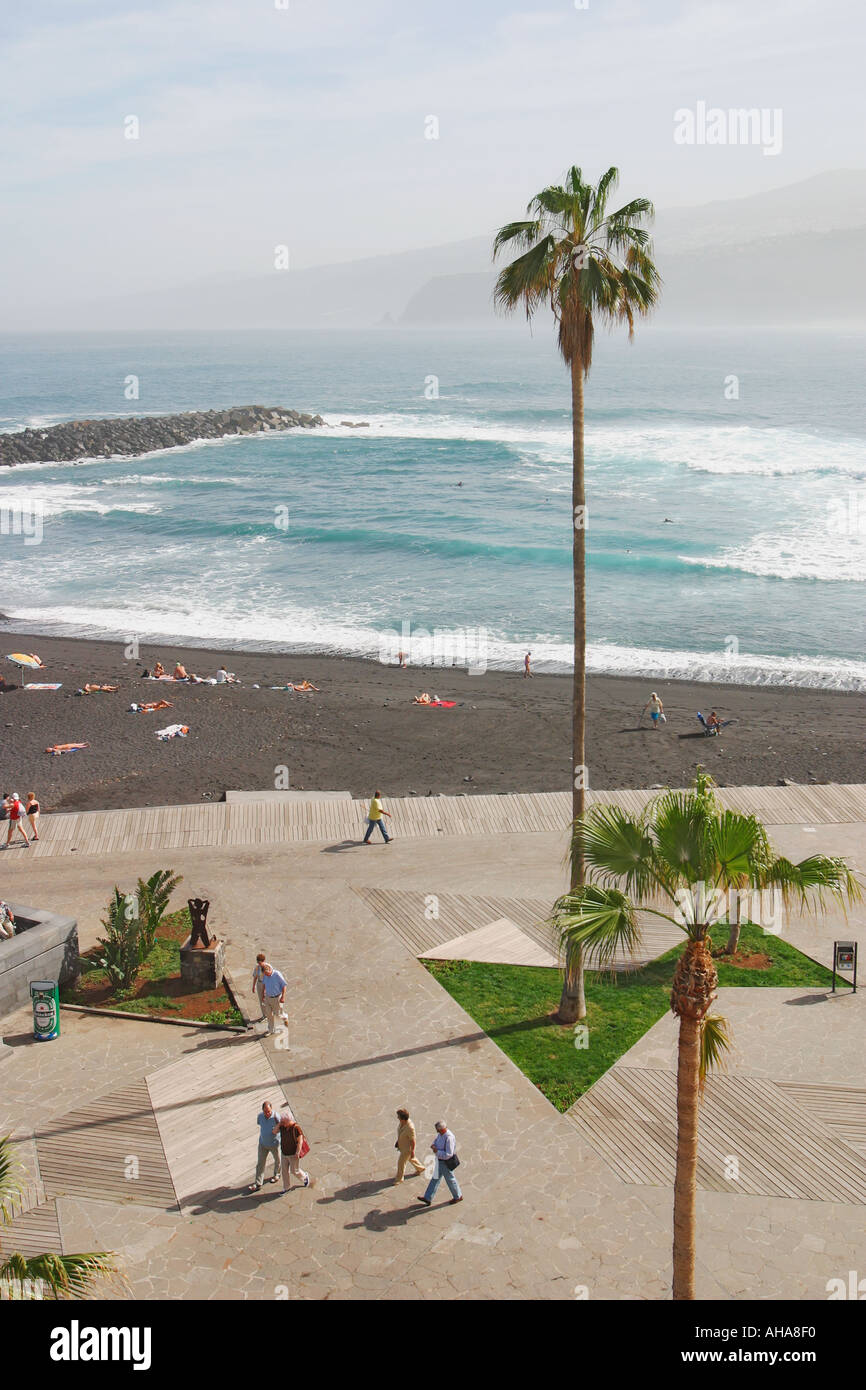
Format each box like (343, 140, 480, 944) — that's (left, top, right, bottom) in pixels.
(63, 907, 241, 1025)
(422, 921, 839, 1113)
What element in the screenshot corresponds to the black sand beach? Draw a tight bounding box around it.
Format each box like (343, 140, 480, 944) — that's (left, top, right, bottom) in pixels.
(0, 633, 862, 813)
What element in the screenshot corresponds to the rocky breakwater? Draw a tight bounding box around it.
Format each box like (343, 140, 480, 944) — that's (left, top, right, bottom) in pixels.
(0, 405, 326, 466)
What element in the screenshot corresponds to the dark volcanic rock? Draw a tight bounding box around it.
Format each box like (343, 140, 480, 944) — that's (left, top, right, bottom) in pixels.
(0, 405, 327, 466)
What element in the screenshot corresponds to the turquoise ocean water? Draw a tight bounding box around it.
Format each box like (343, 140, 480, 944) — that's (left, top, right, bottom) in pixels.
(0, 327, 864, 688)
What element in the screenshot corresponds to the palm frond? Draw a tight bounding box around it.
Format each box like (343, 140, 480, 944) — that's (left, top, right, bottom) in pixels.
(492, 220, 543, 258)
(553, 883, 642, 971)
(698, 1013, 732, 1094)
(0, 1250, 126, 1300)
(493, 236, 557, 317)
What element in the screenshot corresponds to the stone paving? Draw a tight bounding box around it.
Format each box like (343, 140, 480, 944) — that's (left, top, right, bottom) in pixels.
(1, 793, 864, 1300)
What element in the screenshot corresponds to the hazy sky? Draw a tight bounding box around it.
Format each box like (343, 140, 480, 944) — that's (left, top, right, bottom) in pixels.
(2, 0, 863, 311)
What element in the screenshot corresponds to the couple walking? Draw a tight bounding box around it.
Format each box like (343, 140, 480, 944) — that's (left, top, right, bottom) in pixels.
(394, 1110, 462, 1206)
(250, 1100, 311, 1193)
(251, 954, 288, 1034)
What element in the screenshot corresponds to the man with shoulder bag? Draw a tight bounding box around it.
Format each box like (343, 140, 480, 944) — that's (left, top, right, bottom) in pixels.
(416, 1120, 462, 1206)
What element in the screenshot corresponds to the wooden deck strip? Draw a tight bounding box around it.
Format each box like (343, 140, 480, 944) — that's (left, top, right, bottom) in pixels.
(36, 1080, 177, 1209)
(27, 784, 866, 860)
(566, 1068, 866, 1203)
(146, 1040, 288, 1211)
(0, 1199, 63, 1260)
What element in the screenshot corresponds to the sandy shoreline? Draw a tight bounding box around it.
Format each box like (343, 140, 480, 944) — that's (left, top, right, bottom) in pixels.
(0, 631, 861, 814)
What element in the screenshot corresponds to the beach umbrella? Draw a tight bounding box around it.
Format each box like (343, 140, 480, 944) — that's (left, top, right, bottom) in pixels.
(7, 652, 46, 686)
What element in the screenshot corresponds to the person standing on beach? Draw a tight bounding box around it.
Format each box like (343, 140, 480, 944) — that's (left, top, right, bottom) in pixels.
(642, 692, 665, 728)
(5, 793, 29, 848)
(394, 1108, 426, 1184)
(260, 961, 288, 1035)
(363, 790, 392, 844)
(25, 792, 40, 841)
(416, 1120, 462, 1207)
(523, 651, 533, 678)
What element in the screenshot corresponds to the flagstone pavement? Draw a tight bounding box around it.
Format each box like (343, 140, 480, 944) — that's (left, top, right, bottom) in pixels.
(1, 792, 864, 1300)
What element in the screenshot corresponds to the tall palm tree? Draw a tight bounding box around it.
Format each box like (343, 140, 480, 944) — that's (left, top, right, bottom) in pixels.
(552, 770, 861, 1300)
(493, 166, 661, 1024)
(0, 1136, 123, 1300)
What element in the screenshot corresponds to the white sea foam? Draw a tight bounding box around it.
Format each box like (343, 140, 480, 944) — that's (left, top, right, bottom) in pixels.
(684, 527, 866, 583)
(4, 604, 865, 691)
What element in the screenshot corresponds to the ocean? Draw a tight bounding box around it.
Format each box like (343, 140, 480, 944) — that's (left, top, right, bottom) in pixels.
(0, 327, 864, 689)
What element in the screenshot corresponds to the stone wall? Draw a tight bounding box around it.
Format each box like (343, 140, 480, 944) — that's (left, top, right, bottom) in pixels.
(0, 904, 79, 1019)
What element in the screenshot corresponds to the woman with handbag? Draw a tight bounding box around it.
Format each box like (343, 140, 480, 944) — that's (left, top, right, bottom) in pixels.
(276, 1113, 311, 1190)
(416, 1121, 462, 1206)
(394, 1108, 425, 1184)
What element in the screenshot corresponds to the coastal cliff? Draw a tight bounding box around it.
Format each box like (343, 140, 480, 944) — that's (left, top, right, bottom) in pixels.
(0, 405, 326, 466)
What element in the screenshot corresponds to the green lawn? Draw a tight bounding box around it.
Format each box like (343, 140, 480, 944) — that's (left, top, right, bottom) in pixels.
(423, 922, 842, 1112)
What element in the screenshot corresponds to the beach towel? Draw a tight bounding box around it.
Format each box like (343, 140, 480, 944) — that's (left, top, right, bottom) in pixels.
(129, 700, 172, 713)
(46, 742, 89, 756)
(155, 723, 189, 740)
(25, 683, 62, 691)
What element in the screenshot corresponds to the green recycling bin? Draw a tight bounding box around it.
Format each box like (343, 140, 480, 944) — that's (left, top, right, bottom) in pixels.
(30, 980, 60, 1041)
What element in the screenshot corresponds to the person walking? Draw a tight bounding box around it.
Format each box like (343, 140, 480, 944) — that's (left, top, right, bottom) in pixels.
(363, 790, 392, 844)
(394, 1108, 425, 1184)
(260, 961, 288, 1035)
(25, 792, 40, 841)
(5, 793, 29, 848)
(251, 952, 267, 1017)
(276, 1113, 310, 1191)
(248, 1099, 285, 1191)
(523, 651, 533, 678)
(416, 1120, 462, 1206)
(641, 691, 665, 728)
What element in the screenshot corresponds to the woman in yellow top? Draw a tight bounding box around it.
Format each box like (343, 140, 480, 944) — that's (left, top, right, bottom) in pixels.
(394, 1108, 425, 1183)
(363, 790, 392, 844)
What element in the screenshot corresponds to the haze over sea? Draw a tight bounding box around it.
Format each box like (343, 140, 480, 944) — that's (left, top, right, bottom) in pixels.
(0, 328, 864, 690)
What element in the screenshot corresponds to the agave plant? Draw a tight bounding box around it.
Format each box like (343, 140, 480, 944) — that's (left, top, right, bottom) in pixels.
(0, 1137, 124, 1300)
(493, 166, 661, 1023)
(552, 769, 860, 1300)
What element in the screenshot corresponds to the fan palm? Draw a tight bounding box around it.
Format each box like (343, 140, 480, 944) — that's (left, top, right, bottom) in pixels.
(0, 1136, 124, 1300)
(552, 769, 860, 1300)
(493, 166, 661, 1023)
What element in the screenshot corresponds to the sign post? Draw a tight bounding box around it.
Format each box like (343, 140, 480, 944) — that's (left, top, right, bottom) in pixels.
(30, 980, 60, 1040)
(832, 941, 857, 994)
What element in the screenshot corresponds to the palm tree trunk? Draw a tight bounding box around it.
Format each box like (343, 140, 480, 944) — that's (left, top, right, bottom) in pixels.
(672, 1011, 700, 1300)
(557, 352, 587, 1026)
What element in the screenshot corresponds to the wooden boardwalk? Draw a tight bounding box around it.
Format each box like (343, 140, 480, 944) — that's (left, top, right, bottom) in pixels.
(36, 1080, 177, 1209)
(566, 1068, 866, 1203)
(16, 783, 866, 861)
(354, 886, 681, 970)
(146, 1039, 288, 1212)
(1, 1199, 62, 1261)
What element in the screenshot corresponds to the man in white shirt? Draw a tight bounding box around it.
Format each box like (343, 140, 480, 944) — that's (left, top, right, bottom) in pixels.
(416, 1120, 462, 1206)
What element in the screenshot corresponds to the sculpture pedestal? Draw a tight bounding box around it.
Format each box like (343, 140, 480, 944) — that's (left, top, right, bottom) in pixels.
(179, 935, 225, 992)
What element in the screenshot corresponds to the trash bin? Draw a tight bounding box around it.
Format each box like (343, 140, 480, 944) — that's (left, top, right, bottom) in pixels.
(30, 980, 60, 1041)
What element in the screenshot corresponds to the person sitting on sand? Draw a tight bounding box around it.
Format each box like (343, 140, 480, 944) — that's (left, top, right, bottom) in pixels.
(25, 792, 40, 841)
(291, 680, 318, 692)
(413, 692, 433, 705)
(152, 661, 165, 678)
(216, 666, 238, 685)
(707, 709, 721, 732)
(173, 663, 189, 680)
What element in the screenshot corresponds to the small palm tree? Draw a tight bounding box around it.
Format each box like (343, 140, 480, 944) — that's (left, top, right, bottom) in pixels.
(493, 166, 661, 1024)
(0, 1137, 124, 1300)
(552, 770, 860, 1301)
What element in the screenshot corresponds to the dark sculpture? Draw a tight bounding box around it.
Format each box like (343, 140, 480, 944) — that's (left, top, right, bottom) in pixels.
(188, 898, 212, 949)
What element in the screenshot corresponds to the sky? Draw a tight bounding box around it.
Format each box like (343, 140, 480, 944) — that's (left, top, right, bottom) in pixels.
(1, 0, 864, 313)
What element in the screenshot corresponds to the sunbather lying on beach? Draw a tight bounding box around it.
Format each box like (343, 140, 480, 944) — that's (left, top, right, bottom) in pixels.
(130, 700, 173, 713)
(46, 742, 90, 755)
(83, 683, 119, 693)
(413, 692, 433, 704)
(291, 680, 319, 692)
